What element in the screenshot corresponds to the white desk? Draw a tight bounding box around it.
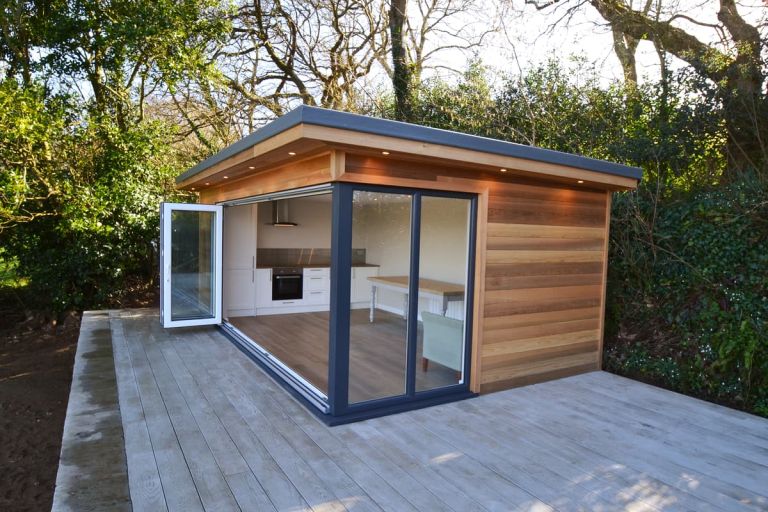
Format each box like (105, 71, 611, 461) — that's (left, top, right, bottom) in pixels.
(367, 276, 465, 322)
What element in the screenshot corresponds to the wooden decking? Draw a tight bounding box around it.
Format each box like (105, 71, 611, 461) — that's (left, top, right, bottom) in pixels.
(55, 309, 768, 511)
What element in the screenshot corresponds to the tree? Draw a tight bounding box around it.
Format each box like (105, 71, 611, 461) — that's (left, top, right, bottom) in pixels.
(390, 0, 411, 120)
(223, 0, 387, 112)
(37, 0, 228, 128)
(385, 0, 496, 121)
(609, 0, 656, 87)
(522, 0, 767, 178)
(0, 0, 43, 86)
(0, 80, 71, 230)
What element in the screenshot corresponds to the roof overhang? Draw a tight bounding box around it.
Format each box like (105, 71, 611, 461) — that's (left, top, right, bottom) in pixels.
(176, 106, 642, 191)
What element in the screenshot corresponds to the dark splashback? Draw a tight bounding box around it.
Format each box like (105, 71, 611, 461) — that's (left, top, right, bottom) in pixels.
(257, 248, 367, 266)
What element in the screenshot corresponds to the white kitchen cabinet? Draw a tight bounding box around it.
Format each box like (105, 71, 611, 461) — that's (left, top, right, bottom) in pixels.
(255, 268, 273, 308)
(223, 204, 256, 316)
(303, 267, 330, 305)
(351, 266, 379, 305)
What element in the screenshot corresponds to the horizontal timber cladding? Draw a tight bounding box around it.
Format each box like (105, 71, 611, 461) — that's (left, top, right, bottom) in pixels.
(342, 154, 612, 394)
(481, 181, 608, 393)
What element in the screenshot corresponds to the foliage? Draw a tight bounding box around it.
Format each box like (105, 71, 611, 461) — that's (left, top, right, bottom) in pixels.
(404, 59, 726, 187)
(0, 80, 74, 229)
(0, 79, 191, 311)
(524, 0, 767, 176)
(394, 62, 766, 416)
(604, 176, 768, 416)
(0, 0, 225, 312)
(0, 250, 25, 288)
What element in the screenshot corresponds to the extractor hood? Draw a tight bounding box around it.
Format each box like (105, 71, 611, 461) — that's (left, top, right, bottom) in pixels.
(270, 200, 298, 227)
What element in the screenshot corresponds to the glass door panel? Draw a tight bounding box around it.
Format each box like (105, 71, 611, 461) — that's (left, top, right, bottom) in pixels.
(348, 191, 412, 404)
(161, 203, 223, 328)
(416, 196, 471, 392)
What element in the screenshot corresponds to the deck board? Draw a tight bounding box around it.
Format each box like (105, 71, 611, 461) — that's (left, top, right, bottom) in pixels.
(55, 309, 768, 512)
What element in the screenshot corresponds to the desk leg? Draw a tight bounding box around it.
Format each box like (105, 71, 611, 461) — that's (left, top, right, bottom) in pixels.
(369, 285, 377, 323)
(442, 296, 449, 316)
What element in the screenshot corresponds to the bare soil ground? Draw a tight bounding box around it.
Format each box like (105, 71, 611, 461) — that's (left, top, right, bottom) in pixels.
(0, 283, 157, 512)
(0, 307, 79, 512)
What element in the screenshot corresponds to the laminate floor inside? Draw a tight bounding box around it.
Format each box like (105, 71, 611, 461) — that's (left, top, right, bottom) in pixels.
(228, 309, 459, 402)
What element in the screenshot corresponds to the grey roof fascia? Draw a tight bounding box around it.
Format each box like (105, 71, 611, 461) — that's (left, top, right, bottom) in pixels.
(177, 105, 642, 184)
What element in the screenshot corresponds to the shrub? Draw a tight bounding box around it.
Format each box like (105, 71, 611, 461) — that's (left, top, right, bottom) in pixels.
(605, 175, 768, 415)
(1, 80, 192, 311)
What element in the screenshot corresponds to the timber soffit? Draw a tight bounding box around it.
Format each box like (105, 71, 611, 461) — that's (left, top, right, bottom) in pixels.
(176, 105, 643, 185)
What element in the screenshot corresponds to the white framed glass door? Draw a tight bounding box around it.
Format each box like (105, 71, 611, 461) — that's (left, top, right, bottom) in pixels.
(160, 202, 223, 328)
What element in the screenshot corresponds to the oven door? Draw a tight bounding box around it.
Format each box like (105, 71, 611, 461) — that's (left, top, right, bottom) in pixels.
(272, 273, 303, 300)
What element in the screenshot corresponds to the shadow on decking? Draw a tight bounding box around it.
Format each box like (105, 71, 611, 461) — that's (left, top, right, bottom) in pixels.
(54, 308, 768, 512)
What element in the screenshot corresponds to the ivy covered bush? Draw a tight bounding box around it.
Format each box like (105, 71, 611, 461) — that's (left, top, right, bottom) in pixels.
(605, 176, 768, 416)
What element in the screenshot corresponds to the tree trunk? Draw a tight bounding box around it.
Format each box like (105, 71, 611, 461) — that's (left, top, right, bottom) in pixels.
(611, 27, 638, 87)
(390, 0, 411, 121)
(588, 0, 767, 179)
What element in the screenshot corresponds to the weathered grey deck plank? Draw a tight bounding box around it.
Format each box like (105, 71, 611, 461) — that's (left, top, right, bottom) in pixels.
(118, 313, 205, 512)
(214, 372, 386, 512)
(405, 407, 643, 512)
(199, 329, 427, 512)
(139, 337, 240, 512)
(577, 371, 768, 447)
(110, 313, 167, 512)
(52, 311, 132, 512)
(481, 384, 766, 511)
(171, 332, 312, 512)
(557, 379, 768, 485)
(451, 395, 718, 512)
(59, 309, 768, 512)
(372, 414, 552, 512)
(240, 367, 424, 512)
(519, 383, 768, 505)
(561, 377, 768, 468)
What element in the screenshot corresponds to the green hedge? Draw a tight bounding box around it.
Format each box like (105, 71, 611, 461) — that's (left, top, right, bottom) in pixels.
(605, 176, 768, 416)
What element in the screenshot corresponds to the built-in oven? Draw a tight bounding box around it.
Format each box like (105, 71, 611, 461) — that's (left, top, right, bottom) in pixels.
(272, 267, 303, 301)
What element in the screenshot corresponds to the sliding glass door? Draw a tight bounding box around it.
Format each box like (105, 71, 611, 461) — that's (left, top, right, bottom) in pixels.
(416, 196, 472, 392)
(348, 190, 412, 404)
(330, 184, 476, 416)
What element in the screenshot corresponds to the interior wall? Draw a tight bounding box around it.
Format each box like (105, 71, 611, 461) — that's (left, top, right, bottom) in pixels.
(257, 195, 332, 249)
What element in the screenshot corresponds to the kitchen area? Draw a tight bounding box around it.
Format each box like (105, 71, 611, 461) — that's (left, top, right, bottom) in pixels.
(220, 187, 470, 407)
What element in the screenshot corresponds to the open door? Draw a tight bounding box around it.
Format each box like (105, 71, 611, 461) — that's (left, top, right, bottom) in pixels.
(160, 203, 223, 328)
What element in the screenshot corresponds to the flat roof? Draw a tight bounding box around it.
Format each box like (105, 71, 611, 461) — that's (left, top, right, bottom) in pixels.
(177, 105, 643, 184)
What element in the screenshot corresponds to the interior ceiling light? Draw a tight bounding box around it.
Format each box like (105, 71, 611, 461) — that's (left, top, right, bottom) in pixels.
(205, 182, 210, 186)
(382, 151, 390, 155)
(499, 168, 508, 172)
(223, 176, 229, 179)
(191, 187, 195, 190)
(288, 151, 296, 156)
(248, 166, 255, 169)
(577, 180, 584, 184)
